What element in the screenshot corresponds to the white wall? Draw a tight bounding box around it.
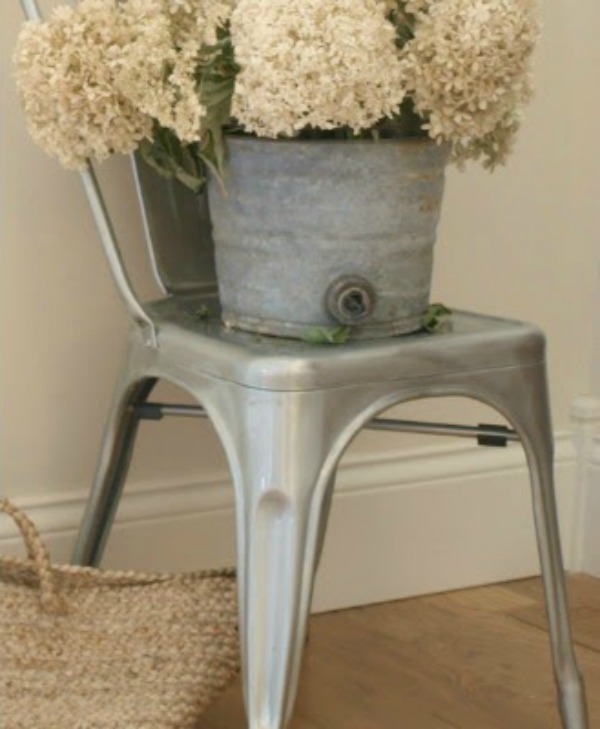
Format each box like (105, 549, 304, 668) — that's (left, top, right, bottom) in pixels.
(1, 0, 599, 603)
(563, 0, 600, 575)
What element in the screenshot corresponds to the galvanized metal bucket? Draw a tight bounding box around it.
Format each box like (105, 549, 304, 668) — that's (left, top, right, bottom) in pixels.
(207, 136, 450, 340)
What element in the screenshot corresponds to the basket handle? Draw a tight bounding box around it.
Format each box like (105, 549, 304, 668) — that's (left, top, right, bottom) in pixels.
(0, 498, 64, 612)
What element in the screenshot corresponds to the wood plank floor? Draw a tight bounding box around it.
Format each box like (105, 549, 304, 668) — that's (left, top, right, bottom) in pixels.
(197, 575, 600, 728)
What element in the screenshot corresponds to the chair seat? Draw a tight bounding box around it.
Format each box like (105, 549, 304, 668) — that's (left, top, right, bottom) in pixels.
(144, 294, 546, 391)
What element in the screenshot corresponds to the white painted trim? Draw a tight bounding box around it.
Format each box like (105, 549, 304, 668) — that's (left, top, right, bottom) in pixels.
(582, 437, 600, 576)
(1, 432, 577, 612)
(569, 396, 600, 574)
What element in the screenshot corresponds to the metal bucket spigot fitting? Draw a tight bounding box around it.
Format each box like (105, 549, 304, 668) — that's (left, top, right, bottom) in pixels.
(326, 276, 376, 325)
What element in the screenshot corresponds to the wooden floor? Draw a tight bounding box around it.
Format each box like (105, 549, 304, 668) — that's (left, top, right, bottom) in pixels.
(198, 575, 600, 728)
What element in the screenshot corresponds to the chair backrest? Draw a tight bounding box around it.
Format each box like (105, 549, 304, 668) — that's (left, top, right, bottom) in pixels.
(132, 155, 218, 297)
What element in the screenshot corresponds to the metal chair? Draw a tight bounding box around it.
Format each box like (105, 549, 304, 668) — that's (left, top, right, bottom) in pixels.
(76, 173, 590, 729)
(19, 3, 588, 726)
(72, 298, 590, 729)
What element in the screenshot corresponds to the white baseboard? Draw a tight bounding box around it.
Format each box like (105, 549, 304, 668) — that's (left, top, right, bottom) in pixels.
(580, 437, 600, 577)
(569, 396, 600, 575)
(1, 434, 577, 613)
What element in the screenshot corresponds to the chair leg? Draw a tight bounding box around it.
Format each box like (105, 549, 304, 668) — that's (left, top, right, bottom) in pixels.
(522, 420, 588, 724)
(207, 384, 358, 729)
(71, 376, 156, 566)
(315, 474, 336, 573)
(474, 364, 589, 728)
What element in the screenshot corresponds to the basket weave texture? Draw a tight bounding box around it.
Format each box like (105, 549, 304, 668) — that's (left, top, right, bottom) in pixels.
(0, 499, 240, 728)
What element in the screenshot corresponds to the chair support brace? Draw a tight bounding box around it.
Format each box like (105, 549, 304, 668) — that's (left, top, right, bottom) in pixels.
(134, 402, 517, 446)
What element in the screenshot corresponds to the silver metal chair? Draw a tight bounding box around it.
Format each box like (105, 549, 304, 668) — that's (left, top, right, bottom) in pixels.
(19, 4, 588, 727)
(75, 176, 590, 729)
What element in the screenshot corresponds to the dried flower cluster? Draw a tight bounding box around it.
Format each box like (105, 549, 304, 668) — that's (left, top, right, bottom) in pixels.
(402, 0, 539, 167)
(14, 0, 234, 168)
(116, 0, 234, 144)
(14, 0, 539, 183)
(14, 0, 151, 169)
(230, 0, 406, 137)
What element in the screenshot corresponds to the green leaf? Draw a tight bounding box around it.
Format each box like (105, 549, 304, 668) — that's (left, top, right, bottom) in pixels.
(201, 77, 235, 112)
(422, 303, 452, 332)
(194, 305, 212, 320)
(199, 127, 227, 193)
(197, 37, 236, 143)
(139, 126, 206, 194)
(301, 326, 351, 345)
(197, 73, 236, 190)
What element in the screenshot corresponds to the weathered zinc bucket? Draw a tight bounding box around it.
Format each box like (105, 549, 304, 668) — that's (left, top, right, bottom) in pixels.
(208, 137, 450, 340)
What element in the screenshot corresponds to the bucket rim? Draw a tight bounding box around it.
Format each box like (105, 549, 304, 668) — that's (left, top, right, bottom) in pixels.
(223, 134, 448, 150)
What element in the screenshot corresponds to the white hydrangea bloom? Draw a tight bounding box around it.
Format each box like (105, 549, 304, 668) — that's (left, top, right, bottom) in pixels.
(114, 0, 205, 145)
(402, 0, 539, 164)
(115, 0, 235, 143)
(14, 0, 539, 174)
(14, 0, 236, 167)
(230, 0, 407, 137)
(159, 0, 235, 48)
(14, 0, 153, 169)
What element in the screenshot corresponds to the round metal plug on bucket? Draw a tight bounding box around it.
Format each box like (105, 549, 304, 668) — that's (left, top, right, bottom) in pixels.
(326, 276, 376, 326)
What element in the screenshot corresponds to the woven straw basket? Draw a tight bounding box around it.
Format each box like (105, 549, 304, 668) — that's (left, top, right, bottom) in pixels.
(0, 498, 240, 728)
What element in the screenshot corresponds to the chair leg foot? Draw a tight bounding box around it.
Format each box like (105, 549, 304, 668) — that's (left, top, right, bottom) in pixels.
(559, 679, 589, 729)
